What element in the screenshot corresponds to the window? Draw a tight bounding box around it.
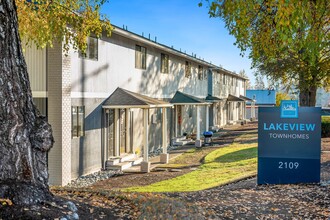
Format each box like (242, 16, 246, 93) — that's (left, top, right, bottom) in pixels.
(223, 74, 226, 85)
(161, 53, 169, 73)
(185, 61, 191, 78)
(79, 37, 98, 60)
(135, 45, 147, 69)
(203, 69, 208, 80)
(72, 106, 85, 137)
(198, 65, 203, 80)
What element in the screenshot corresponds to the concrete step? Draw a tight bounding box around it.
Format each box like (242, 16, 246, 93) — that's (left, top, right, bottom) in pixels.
(210, 126, 223, 132)
(120, 154, 137, 163)
(227, 120, 235, 125)
(106, 161, 133, 171)
(126, 157, 143, 166)
(106, 154, 137, 166)
(122, 158, 144, 173)
(172, 139, 193, 146)
(106, 158, 121, 166)
(106, 156, 144, 171)
(172, 136, 188, 142)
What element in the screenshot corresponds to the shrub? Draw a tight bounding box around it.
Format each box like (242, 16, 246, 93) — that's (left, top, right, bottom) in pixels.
(322, 116, 330, 138)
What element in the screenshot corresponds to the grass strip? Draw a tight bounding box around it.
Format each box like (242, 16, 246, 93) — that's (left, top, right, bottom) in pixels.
(124, 134, 257, 192)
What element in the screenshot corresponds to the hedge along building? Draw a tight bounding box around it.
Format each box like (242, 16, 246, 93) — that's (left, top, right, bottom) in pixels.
(23, 24, 248, 186)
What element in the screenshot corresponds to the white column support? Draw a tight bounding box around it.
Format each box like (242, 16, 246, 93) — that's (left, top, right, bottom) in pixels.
(196, 105, 200, 140)
(205, 105, 209, 131)
(114, 109, 120, 156)
(251, 101, 255, 119)
(229, 102, 232, 121)
(195, 105, 202, 147)
(175, 106, 178, 137)
(243, 102, 246, 120)
(104, 109, 109, 168)
(179, 105, 183, 136)
(125, 108, 130, 153)
(162, 107, 167, 153)
(160, 107, 169, 163)
(143, 108, 149, 162)
(141, 108, 151, 172)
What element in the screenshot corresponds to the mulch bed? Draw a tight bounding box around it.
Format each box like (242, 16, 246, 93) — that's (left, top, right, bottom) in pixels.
(165, 176, 330, 219)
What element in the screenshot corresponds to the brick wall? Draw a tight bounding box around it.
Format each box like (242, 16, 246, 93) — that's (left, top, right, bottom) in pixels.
(47, 43, 72, 186)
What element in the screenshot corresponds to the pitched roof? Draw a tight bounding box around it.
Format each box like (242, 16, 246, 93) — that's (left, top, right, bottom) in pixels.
(103, 87, 172, 108)
(205, 94, 223, 103)
(239, 95, 254, 102)
(227, 94, 246, 102)
(170, 91, 208, 105)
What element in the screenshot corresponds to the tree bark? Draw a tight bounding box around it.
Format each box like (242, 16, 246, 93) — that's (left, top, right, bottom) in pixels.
(299, 86, 317, 107)
(0, 0, 54, 205)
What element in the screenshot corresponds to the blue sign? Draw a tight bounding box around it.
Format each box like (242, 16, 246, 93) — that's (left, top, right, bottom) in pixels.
(258, 102, 321, 184)
(281, 100, 298, 118)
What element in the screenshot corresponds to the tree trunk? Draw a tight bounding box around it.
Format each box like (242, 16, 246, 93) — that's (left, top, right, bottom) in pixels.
(0, 0, 54, 205)
(299, 86, 317, 107)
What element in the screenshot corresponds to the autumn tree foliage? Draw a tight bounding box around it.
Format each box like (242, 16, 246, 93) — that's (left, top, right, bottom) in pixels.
(0, 0, 111, 205)
(16, 0, 112, 51)
(201, 0, 330, 106)
(276, 92, 292, 106)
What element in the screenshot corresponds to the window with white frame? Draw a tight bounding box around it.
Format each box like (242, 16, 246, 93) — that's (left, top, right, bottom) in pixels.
(216, 73, 221, 84)
(79, 37, 98, 60)
(161, 53, 169, 73)
(135, 45, 147, 69)
(185, 61, 191, 78)
(198, 65, 203, 80)
(72, 106, 85, 137)
(203, 69, 208, 80)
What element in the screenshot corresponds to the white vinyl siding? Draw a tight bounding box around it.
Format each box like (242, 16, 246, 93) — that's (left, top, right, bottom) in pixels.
(23, 44, 47, 95)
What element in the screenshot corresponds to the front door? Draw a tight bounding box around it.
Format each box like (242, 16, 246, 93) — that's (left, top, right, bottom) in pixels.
(107, 109, 132, 157)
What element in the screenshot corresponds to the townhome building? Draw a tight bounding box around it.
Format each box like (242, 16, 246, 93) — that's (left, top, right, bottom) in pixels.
(23, 25, 248, 186)
(208, 68, 249, 130)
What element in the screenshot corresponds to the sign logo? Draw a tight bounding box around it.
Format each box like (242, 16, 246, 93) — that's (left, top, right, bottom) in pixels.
(281, 100, 298, 118)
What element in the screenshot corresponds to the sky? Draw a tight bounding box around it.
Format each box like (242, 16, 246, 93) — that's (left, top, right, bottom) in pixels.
(101, 0, 256, 85)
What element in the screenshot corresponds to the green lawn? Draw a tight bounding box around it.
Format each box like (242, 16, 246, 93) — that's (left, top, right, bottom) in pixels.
(125, 134, 258, 192)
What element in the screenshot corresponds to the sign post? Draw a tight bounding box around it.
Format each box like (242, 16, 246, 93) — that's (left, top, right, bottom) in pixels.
(258, 100, 321, 184)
